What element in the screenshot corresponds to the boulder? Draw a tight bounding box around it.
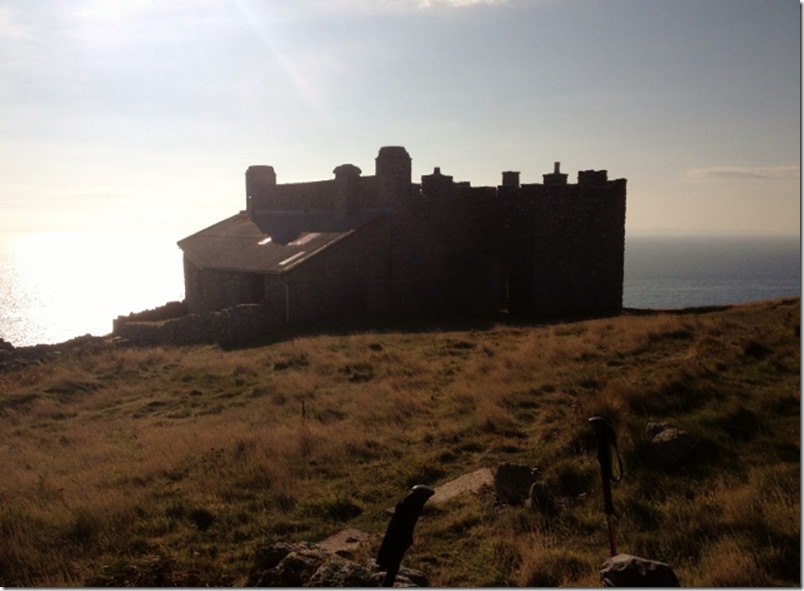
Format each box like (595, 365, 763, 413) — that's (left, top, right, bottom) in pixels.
(251, 541, 297, 571)
(247, 543, 327, 587)
(645, 422, 695, 468)
(494, 462, 537, 506)
(600, 553, 680, 587)
(307, 558, 376, 587)
(246, 541, 428, 587)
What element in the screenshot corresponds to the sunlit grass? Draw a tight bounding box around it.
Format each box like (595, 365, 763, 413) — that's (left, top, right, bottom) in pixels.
(0, 298, 799, 586)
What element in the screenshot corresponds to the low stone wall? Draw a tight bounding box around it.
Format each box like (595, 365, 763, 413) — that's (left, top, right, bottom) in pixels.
(113, 304, 277, 348)
(113, 301, 188, 328)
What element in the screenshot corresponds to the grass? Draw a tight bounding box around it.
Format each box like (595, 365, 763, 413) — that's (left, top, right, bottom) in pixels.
(0, 298, 799, 586)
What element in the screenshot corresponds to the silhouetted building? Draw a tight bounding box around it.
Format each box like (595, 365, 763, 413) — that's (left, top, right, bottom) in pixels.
(177, 146, 626, 332)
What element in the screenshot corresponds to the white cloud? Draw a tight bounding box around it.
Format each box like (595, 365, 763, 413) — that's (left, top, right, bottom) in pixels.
(0, 5, 22, 37)
(305, 0, 510, 11)
(73, 0, 156, 23)
(683, 165, 800, 181)
(416, 0, 508, 6)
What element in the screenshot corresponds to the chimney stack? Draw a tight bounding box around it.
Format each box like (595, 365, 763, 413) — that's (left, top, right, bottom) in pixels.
(502, 171, 520, 188)
(245, 165, 277, 212)
(542, 161, 568, 186)
(333, 163, 362, 214)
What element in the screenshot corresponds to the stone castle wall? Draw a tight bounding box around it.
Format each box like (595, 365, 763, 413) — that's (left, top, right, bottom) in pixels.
(264, 216, 394, 326)
(183, 258, 265, 315)
(113, 304, 277, 348)
(116, 148, 626, 346)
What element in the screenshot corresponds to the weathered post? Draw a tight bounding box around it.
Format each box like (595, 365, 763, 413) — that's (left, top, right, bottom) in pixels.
(376, 484, 434, 587)
(588, 416, 623, 557)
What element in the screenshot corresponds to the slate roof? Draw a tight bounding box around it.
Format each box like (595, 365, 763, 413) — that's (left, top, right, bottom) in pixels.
(178, 210, 386, 274)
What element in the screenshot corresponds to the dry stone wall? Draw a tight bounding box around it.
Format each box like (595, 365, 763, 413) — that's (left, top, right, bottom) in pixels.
(114, 304, 278, 348)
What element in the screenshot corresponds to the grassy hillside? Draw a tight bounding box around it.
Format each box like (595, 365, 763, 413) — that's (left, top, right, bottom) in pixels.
(0, 298, 799, 586)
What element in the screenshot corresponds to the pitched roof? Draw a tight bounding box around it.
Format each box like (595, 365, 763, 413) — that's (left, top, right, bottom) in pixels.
(178, 210, 385, 274)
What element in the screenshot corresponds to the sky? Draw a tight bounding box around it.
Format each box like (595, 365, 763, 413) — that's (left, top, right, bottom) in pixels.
(0, 0, 800, 238)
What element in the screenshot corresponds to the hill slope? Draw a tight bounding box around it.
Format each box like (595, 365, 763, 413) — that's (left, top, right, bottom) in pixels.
(0, 298, 799, 586)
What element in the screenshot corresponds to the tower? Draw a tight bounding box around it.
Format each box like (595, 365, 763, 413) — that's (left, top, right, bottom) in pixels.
(245, 165, 276, 212)
(375, 146, 412, 207)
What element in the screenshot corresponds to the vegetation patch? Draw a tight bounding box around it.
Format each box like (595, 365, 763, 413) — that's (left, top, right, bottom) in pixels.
(0, 298, 798, 586)
(273, 353, 309, 371)
(338, 362, 374, 383)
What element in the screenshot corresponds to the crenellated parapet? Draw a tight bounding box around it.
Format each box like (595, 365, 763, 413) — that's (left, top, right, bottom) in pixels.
(214, 145, 626, 323)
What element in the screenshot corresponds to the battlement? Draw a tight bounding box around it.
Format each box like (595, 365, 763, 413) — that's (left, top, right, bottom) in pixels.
(245, 147, 623, 216)
(183, 146, 626, 329)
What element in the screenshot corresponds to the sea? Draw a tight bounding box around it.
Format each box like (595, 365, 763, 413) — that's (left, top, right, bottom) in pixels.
(0, 232, 800, 347)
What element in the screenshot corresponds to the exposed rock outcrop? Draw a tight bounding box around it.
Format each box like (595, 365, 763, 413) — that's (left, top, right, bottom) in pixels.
(645, 422, 695, 468)
(245, 541, 428, 587)
(0, 334, 107, 373)
(494, 462, 537, 506)
(600, 553, 680, 587)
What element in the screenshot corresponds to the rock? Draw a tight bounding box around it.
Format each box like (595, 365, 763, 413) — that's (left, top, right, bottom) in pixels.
(247, 542, 318, 586)
(393, 565, 430, 587)
(0, 334, 111, 373)
(271, 546, 330, 587)
(645, 421, 670, 439)
(252, 541, 297, 571)
(318, 527, 375, 557)
(494, 462, 537, 506)
(429, 467, 494, 505)
(307, 558, 376, 587)
(645, 423, 695, 468)
(600, 553, 680, 587)
(246, 541, 428, 587)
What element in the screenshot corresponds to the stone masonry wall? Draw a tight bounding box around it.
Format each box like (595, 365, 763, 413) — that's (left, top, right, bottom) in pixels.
(521, 177, 627, 317)
(250, 176, 383, 214)
(162, 149, 627, 349)
(279, 216, 393, 326)
(184, 258, 264, 314)
(114, 304, 278, 348)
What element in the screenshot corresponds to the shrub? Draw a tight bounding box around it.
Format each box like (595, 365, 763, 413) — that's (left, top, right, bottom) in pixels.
(189, 508, 215, 531)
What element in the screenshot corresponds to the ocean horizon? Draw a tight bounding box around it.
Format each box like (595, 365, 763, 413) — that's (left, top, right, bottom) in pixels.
(623, 234, 800, 310)
(0, 232, 799, 348)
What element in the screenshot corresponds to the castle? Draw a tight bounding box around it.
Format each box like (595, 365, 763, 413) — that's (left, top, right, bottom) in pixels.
(175, 146, 627, 333)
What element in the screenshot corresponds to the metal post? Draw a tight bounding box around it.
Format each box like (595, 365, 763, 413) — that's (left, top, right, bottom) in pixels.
(588, 416, 623, 557)
(376, 485, 434, 587)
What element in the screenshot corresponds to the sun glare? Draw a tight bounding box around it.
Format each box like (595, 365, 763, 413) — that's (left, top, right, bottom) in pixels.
(0, 232, 184, 345)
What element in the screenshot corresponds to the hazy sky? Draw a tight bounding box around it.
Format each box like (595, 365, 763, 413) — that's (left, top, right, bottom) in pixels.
(1, 0, 799, 237)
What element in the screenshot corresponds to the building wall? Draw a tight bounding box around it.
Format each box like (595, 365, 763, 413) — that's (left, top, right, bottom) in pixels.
(249, 173, 384, 214)
(519, 175, 627, 317)
(386, 188, 503, 317)
(182, 148, 627, 334)
(263, 216, 393, 328)
(184, 257, 265, 314)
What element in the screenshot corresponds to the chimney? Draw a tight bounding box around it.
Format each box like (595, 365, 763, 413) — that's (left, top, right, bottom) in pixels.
(245, 165, 277, 212)
(578, 170, 609, 186)
(421, 166, 454, 198)
(333, 163, 362, 214)
(542, 161, 568, 186)
(501, 171, 520, 188)
(376, 146, 412, 206)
